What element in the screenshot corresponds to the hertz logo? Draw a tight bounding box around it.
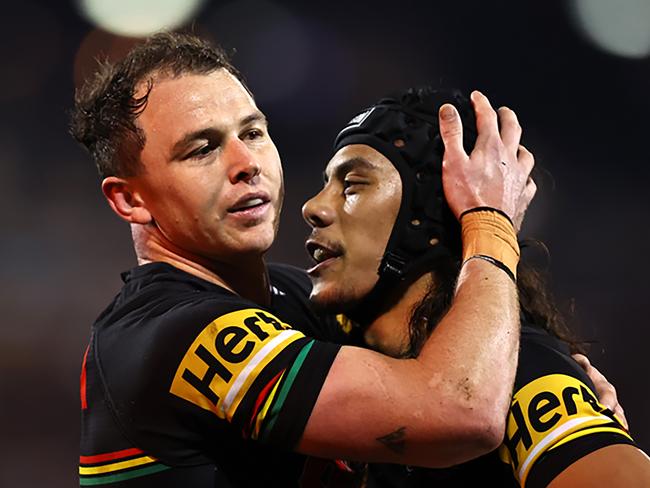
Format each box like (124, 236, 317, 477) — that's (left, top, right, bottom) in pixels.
(170, 309, 304, 420)
(499, 374, 627, 485)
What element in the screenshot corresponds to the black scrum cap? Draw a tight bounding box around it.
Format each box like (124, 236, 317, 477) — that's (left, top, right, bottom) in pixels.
(333, 87, 477, 322)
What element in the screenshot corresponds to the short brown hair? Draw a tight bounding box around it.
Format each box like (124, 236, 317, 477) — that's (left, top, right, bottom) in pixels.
(69, 32, 246, 178)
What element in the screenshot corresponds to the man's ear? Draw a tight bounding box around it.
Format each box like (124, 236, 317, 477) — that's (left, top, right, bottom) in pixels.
(101, 176, 152, 225)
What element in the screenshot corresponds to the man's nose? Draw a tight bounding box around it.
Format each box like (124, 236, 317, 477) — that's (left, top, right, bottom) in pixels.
(302, 190, 334, 228)
(225, 137, 261, 184)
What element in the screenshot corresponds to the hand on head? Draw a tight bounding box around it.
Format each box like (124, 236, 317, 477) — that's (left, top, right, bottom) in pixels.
(439, 90, 536, 232)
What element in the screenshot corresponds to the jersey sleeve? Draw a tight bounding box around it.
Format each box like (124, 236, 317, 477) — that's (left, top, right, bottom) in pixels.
(98, 295, 342, 466)
(498, 328, 635, 487)
(166, 306, 340, 447)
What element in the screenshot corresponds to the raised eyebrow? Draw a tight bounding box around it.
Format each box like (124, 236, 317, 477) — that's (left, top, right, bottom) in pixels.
(240, 111, 267, 127)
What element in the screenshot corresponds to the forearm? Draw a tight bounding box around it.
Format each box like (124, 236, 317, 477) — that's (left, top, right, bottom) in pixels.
(299, 92, 531, 467)
(417, 257, 519, 442)
(300, 260, 519, 467)
(405, 209, 521, 463)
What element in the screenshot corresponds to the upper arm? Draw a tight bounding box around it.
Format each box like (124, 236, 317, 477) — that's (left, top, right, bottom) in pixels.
(161, 305, 495, 467)
(548, 445, 650, 488)
(162, 304, 486, 466)
(164, 307, 339, 446)
(143, 261, 517, 469)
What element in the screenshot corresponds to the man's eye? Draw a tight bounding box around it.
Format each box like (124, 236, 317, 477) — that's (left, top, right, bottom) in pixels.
(243, 128, 264, 140)
(187, 143, 215, 159)
(343, 180, 365, 194)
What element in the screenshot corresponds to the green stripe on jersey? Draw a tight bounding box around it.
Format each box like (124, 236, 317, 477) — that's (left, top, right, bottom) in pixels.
(260, 340, 314, 442)
(80, 464, 171, 485)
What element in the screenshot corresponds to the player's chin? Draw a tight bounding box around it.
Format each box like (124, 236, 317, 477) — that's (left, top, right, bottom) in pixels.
(309, 283, 337, 312)
(308, 281, 358, 313)
(239, 223, 277, 251)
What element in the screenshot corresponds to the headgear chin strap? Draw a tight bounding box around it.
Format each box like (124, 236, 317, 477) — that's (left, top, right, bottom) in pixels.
(333, 88, 477, 324)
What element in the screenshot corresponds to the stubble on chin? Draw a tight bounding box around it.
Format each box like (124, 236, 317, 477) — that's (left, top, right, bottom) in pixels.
(309, 283, 361, 314)
(272, 203, 282, 235)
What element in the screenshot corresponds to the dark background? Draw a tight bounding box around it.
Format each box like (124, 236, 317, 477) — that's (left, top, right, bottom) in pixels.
(1, 1, 648, 486)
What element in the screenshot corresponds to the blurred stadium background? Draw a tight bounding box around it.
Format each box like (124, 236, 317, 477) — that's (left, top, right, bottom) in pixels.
(0, 0, 648, 485)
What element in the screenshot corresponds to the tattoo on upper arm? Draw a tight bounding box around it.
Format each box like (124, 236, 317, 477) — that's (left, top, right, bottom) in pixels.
(376, 427, 406, 454)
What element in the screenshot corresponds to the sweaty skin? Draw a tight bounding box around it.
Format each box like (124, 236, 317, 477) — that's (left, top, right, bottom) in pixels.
(103, 70, 283, 306)
(303, 93, 649, 484)
(300, 92, 533, 466)
(103, 72, 532, 467)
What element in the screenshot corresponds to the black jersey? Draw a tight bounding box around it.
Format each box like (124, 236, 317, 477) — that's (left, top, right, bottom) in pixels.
(79, 262, 343, 487)
(300, 324, 635, 488)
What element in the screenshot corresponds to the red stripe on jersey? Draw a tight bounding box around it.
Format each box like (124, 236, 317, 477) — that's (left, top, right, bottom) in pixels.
(246, 370, 284, 437)
(335, 460, 355, 472)
(80, 447, 144, 465)
(80, 345, 89, 410)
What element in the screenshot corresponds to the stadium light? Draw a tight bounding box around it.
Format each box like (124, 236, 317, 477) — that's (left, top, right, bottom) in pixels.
(77, 0, 206, 37)
(570, 0, 650, 58)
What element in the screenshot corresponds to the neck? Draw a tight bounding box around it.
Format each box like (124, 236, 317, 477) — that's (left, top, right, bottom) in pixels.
(362, 273, 432, 358)
(131, 223, 271, 306)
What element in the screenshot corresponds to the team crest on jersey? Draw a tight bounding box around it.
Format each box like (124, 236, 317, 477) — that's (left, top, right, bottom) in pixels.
(499, 373, 630, 485)
(170, 308, 304, 421)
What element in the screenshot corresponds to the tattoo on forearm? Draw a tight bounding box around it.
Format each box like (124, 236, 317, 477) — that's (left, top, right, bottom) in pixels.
(376, 426, 406, 454)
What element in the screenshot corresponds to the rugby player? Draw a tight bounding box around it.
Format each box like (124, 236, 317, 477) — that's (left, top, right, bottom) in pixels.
(301, 87, 650, 487)
(70, 32, 536, 486)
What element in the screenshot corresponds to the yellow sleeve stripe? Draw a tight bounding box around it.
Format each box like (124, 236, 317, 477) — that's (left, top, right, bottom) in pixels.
(336, 314, 353, 334)
(251, 370, 285, 440)
(549, 425, 633, 452)
(170, 309, 307, 422)
(519, 414, 612, 485)
(221, 330, 303, 420)
(79, 455, 156, 475)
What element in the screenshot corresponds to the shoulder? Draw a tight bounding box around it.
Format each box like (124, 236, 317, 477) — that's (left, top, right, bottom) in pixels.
(93, 285, 315, 455)
(88, 263, 343, 463)
(93, 263, 302, 421)
(95, 262, 270, 349)
(515, 324, 582, 386)
(95, 279, 301, 393)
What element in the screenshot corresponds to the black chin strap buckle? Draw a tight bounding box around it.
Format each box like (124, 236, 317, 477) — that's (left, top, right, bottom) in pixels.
(379, 252, 408, 279)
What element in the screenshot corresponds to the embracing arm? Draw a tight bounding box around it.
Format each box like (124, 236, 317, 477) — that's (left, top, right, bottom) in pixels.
(573, 353, 628, 428)
(298, 92, 535, 467)
(299, 258, 518, 467)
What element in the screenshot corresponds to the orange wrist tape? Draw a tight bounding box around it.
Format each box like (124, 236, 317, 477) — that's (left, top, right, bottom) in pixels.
(461, 209, 520, 280)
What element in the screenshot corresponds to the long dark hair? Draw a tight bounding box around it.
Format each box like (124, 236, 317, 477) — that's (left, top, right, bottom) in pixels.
(404, 255, 584, 358)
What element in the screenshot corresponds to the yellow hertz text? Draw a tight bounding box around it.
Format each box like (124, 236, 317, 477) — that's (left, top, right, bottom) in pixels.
(170, 309, 304, 421)
(499, 373, 625, 486)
